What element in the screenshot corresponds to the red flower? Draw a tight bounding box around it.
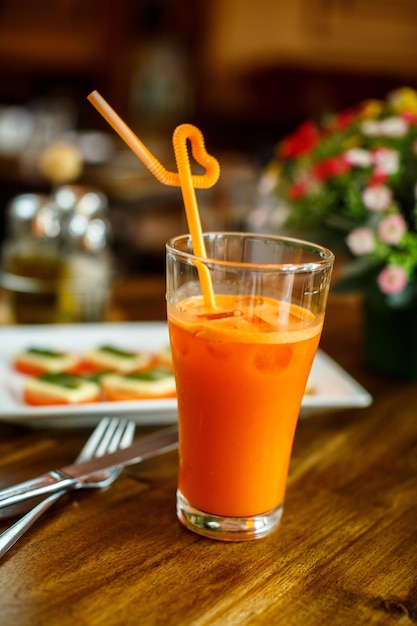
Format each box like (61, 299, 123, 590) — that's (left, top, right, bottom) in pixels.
(401, 111, 417, 125)
(287, 180, 309, 200)
(332, 106, 362, 130)
(369, 171, 388, 187)
(279, 121, 320, 159)
(312, 155, 351, 181)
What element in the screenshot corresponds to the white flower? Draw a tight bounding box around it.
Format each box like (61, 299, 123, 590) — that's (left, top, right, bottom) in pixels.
(361, 117, 408, 138)
(346, 227, 375, 255)
(379, 116, 408, 137)
(344, 149, 372, 168)
(258, 171, 277, 196)
(361, 121, 381, 136)
(372, 148, 399, 175)
(362, 185, 393, 211)
(247, 205, 272, 228)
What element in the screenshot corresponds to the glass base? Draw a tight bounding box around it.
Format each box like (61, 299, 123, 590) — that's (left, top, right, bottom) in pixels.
(176, 491, 284, 541)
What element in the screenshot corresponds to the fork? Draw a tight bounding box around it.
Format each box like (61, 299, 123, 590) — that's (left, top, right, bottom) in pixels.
(0, 416, 136, 559)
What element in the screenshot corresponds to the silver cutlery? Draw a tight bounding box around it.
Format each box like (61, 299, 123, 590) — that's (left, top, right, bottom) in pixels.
(0, 416, 136, 559)
(0, 425, 178, 509)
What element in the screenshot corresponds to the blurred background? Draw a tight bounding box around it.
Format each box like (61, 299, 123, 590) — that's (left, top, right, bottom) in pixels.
(0, 0, 416, 320)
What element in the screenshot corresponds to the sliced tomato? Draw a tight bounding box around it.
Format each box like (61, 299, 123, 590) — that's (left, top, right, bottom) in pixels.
(102, 388, 176, 402)
(23, 389, 100, 406)
(14, 358, 81, 376)
(14, 360, 46, 376)
(69, 361, 104, 376)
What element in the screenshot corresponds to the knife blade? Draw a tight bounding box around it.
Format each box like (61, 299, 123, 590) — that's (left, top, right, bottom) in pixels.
(0, 425, 178, 509)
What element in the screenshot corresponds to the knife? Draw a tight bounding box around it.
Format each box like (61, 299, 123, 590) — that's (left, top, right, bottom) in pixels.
(0, 425, 178, 509)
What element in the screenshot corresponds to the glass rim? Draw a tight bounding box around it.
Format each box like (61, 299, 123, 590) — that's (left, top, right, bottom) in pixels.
(166, 231, 334, 273)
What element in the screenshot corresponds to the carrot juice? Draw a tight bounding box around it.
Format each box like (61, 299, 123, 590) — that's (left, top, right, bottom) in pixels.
(168, 293, 323, 519)
(166, 231, 333, 540)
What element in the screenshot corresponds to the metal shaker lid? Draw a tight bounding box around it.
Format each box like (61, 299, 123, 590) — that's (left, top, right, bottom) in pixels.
(52, 185, 108, 216)
(6, 193, 61, 239)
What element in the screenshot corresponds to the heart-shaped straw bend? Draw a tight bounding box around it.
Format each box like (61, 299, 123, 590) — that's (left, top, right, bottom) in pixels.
(87, 90, 219, 308)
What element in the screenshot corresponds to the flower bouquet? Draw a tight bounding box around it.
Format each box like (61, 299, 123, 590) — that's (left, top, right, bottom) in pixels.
(252, 86, 417, 377)
(258, 87, 417, 305)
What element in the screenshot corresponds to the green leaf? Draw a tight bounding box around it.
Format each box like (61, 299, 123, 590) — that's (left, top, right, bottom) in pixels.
(26, 348, 64, 358)
(38, 373, 84, 389)
(124, 369, 173, 382)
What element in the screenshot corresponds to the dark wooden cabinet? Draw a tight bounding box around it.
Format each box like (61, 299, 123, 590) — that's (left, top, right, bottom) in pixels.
(0, 0, 136, 118)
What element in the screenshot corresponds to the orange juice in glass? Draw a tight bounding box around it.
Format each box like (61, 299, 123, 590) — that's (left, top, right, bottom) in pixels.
(166, 233, 334, 541)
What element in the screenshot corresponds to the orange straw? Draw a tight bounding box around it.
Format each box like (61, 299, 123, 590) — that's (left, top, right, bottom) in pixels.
(87, 90, 219, 308)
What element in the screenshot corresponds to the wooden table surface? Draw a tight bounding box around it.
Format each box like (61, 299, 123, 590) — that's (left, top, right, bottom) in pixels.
(0, 284, 416, 626)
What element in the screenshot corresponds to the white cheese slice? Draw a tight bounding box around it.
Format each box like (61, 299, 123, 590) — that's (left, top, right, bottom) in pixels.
(101, 372, 176, 397)
(24, 376, 100, 403)
(15, 350, 78, 373)
(84, 347, 152, 373)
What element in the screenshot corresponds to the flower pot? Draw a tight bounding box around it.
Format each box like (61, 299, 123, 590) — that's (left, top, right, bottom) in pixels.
(363, 286, 417, 379)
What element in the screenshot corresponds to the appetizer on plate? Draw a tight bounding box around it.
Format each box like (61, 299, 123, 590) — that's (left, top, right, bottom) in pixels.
(14, 348, 80, 376)
(14, 344, 177, 406)
(100, 368, 176, 401)
(81, 345, 153, 374)
(23, 373, 100, 406)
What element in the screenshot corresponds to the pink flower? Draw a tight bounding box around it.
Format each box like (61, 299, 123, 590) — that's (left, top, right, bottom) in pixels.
(378, 214, 407, 244)
(346, 227, 375, 255)
(362, 185, 392, 211)
(377, 266, 408, 295)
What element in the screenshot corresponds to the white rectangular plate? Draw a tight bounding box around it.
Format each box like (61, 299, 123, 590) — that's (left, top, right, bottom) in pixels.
(0, 322, 372, 427)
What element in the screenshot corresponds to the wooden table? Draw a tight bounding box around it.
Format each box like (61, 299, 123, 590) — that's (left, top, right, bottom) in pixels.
(0, 288, 416, 626)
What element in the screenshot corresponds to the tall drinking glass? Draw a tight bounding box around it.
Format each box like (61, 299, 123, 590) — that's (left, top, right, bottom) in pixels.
(166, 233, 334, 541)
